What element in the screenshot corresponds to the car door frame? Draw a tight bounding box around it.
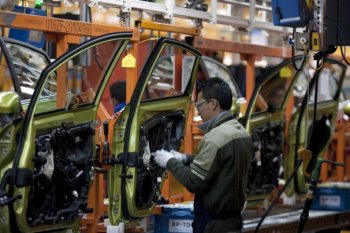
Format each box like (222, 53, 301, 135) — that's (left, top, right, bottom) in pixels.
(4, 32, 132, 233)
(108, 37, 201, 223)
(241, 55, 347, 199)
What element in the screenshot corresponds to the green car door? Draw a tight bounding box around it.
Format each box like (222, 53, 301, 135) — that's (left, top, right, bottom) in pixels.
(0, 38, 51, 174)
(0, 32, 131, 233)
(242, 55, 346, 200)
(285, 58, 346, 196)
(108, 38, 201, 224)
(0, 37, 52, 233)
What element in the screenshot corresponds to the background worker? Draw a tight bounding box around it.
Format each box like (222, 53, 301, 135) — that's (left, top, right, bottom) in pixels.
(154, 77, 253, 233)
(110, 80, 126, 113)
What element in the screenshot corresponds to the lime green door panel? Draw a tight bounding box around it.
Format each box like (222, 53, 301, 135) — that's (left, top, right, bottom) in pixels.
(243, 59, 298, 198)
(284, 59, 346, 197)
(0, 92, 22, 168)
(1, 32, 131, 233)
(109, 100, 191, 222)
(108, 38, 201, 224)
(243, 56, 346, 200)
(286, 102, 340, 195)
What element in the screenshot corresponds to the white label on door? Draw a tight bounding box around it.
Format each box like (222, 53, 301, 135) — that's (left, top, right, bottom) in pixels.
(168, 219, 192, 232)
(319, 195, 341, 207)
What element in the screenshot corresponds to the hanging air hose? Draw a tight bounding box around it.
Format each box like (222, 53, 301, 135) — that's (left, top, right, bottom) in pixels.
(296, 57, 327, 233)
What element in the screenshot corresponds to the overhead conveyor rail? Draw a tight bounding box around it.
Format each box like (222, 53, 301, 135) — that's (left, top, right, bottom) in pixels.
(64, 0, 285, 32)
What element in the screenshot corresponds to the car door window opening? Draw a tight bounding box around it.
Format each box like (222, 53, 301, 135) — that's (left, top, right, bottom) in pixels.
(142, 50, 195, 102)
(33, 40, 123, 115)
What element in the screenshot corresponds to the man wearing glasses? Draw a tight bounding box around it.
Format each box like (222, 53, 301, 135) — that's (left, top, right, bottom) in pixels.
(154, 77, 253, 233)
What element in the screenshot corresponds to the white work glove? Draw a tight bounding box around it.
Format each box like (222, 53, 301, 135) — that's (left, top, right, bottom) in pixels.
(170, 150, 187, 163)
(153, 149, 175, 168)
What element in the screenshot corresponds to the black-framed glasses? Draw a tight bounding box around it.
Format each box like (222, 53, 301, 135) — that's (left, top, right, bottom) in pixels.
(194, 99, 208, 110)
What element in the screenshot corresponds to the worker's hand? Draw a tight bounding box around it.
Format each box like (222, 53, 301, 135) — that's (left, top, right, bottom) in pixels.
(170, 150, 187, 163)
(153, 149, 175, 168)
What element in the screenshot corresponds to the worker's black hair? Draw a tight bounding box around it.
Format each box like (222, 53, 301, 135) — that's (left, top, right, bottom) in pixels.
(110, 81, 126, 103)
(197, 77, 232, 110)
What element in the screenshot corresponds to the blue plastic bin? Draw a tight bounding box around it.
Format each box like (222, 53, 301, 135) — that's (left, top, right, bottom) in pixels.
(9, 6, 46, 48)
(155, 204, 194, 233)
(312, 187, 350, 211)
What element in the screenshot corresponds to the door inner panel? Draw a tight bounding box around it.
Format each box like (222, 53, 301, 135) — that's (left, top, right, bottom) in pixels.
(248, 121, 285, 195)
(135, 110, 185, 209)
(27, 123, 95, 226)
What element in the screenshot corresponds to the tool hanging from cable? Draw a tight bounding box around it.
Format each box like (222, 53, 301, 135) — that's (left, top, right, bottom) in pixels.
(297, 157, 344, 233)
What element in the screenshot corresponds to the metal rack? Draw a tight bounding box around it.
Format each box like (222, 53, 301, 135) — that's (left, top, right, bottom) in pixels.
(63, 0, 284, 33)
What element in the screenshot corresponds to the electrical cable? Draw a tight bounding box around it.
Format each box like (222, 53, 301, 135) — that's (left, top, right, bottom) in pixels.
(297, 57, 321, 233)
(340, 45, 350, 65)
(312, 59, 319, 137)
(253, 160, 302, 233)
(304, 56, 321, 174)
(88, 4, 92, 22)
(325, 17, 350, 65)
(86, 4, 105, 71)
(303, 42, 324, 71)
(148, 165, 162, 195)
(291, 28, 307, 72)
(307, 55, 324, 71)
(337, 24, 350, 65)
